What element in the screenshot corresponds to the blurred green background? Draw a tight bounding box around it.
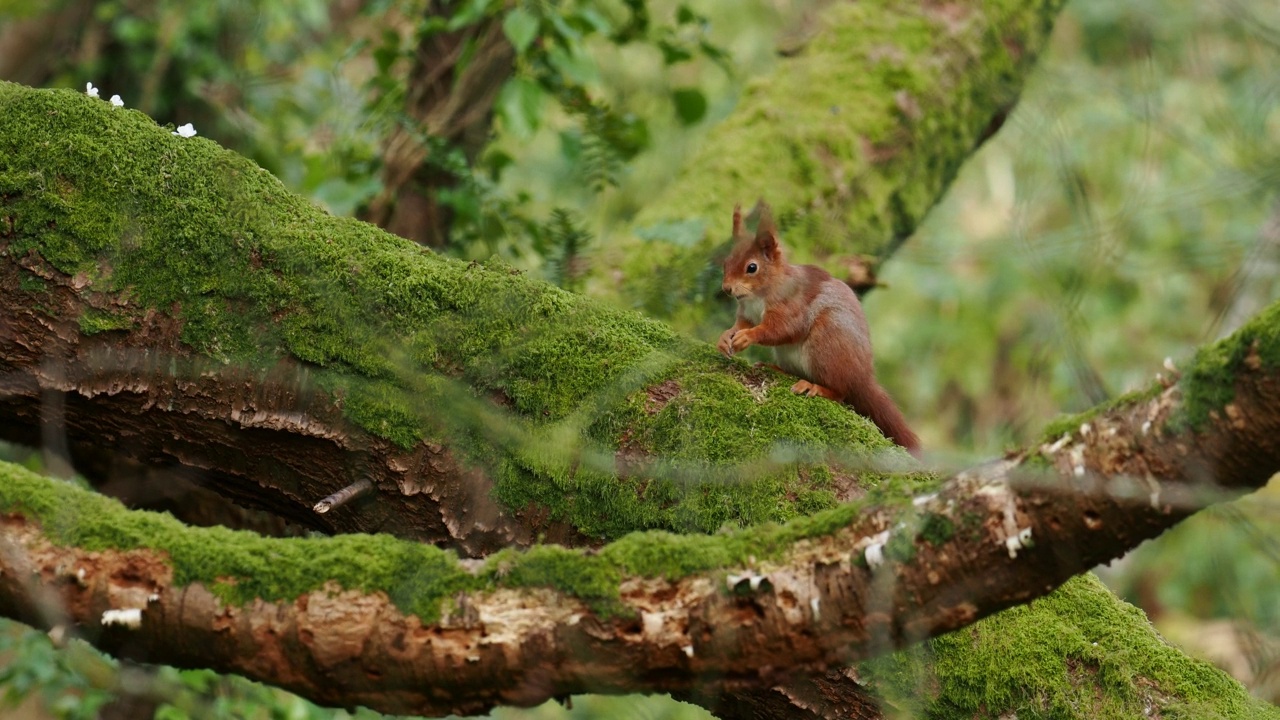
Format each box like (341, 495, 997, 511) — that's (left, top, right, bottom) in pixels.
(1, 0, 1277, 716)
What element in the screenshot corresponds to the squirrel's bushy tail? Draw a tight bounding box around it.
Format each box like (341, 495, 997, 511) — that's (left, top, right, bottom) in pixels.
(847, 381, 921, 458)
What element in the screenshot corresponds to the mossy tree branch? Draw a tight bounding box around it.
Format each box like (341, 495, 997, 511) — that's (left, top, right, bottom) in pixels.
(1, 300, 1278, 716)
(591, 0, 1066, 323)
(0, 82, 913, 558)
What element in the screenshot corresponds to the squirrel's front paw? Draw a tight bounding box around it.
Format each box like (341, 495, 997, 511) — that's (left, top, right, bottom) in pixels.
(717, 329, 737, 356)
(730, 328, 755, 353)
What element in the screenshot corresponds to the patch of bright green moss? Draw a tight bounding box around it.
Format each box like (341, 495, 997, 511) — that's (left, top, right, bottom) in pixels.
(862, 574, 1277, 719)
(78, 308, 136, 335)
(0, 460, 481, 622)
(491, 545, 627, 616)
(1171, 301, 1280, 432)
(488, 352, 932, 540)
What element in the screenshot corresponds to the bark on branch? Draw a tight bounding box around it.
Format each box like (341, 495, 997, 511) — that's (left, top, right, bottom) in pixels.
(2, 307, 1277, 715)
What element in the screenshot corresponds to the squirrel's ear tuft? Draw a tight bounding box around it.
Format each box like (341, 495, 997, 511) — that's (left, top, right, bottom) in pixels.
(732, 203, 744, 237)
(754, 201, 780, 259)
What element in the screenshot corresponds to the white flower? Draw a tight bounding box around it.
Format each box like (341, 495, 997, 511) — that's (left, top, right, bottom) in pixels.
(109, 94, 124, 107)
(85, 82, 99, 98)
(172, 123, 197, 138)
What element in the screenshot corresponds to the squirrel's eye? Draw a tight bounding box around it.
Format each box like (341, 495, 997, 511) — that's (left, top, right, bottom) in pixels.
(746, 262, 758, 274)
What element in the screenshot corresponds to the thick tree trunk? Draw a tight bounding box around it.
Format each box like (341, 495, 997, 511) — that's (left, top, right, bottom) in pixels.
(361, 3, 514, 248)
(587, 0, 1067, 322)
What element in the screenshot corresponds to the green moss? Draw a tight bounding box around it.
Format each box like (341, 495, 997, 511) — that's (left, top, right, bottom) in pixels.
(494, 545, 627, 616)
(883, 529, 917, 563)
(862, 574, 1278, 719)
(328, 373, 431, 450)
(919, 512, 954, 545)
(78, 308, 136, 335)
(0, 460, 482, 623)
(18, 271, 47, 293)
(1039, 382, 1163, 442)
(1171, 301, 1280, 432)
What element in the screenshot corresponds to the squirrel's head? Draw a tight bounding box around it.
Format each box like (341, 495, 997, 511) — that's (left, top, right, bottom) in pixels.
(722, 201, 783, 300)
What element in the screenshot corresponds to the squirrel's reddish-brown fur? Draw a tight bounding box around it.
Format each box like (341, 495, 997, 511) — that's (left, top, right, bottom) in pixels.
(717, 202, 921, 456)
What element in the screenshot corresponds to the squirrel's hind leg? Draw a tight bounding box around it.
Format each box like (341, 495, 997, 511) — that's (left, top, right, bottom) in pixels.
(791, 379, 841, 401)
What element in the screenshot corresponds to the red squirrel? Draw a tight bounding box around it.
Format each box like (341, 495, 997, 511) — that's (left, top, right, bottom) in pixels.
(716, 203, 921, 456)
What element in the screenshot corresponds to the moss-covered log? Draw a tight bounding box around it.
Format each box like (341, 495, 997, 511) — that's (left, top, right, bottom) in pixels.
(2, 295, 1279, 715)
(588, 0, 1066, 326)
(0, 82, 919, 557)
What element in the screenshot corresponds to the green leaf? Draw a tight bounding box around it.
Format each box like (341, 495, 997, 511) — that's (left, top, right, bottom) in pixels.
(547, 13, 583, 44)
(573, 8, 612, 35)
(672, 88, 707, 125)
(548, 45, 599, 86)
(502, 8, 540, 54)
(657, 38, 692, 65)
(447, 0, 496, 30)
(497, 77, 545, 138)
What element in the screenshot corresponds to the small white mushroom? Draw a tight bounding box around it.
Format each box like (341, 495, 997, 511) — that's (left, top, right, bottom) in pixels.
(1046, 434, 1071, 453)
(1004, 527, 1033, 558)
(101, 608, 143, 629)
(912, 492, 938, 507)
(865, 543, 885, 569)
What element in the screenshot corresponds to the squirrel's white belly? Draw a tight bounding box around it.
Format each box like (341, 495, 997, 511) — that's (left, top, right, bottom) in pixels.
(773, 343, 811, 380)
(741, 297, 766, 325)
